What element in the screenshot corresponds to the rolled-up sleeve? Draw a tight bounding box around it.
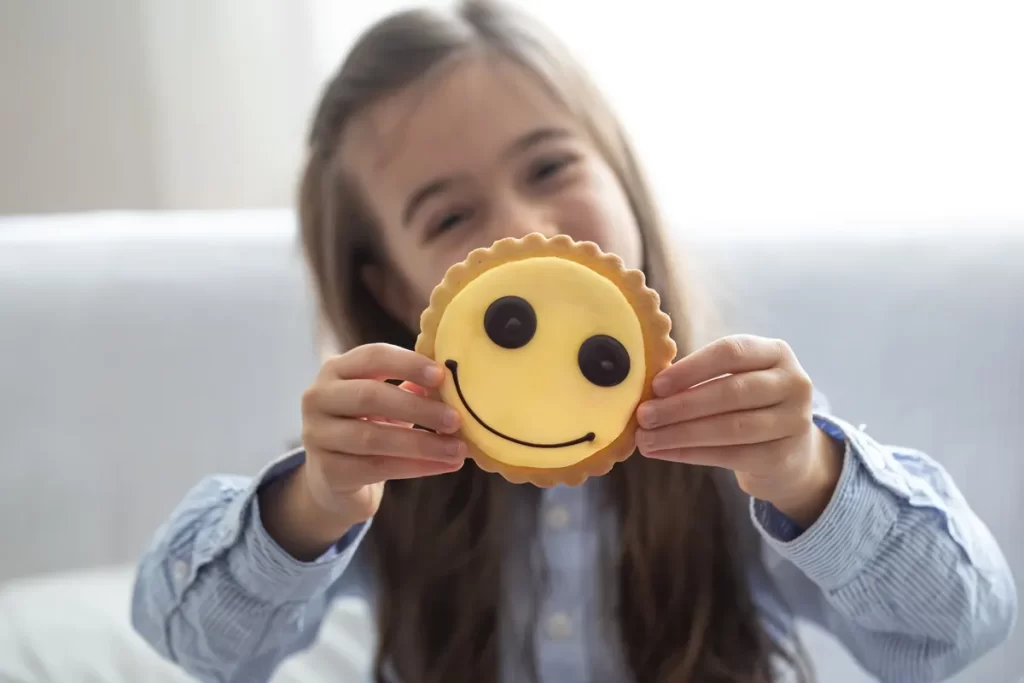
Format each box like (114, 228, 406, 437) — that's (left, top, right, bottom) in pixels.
(755, 414, 1017, 683)
(131, 450, 372, 683)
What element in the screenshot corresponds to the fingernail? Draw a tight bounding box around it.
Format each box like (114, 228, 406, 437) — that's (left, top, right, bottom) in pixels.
(636, 429, 655, 450)
(652, 376, 670, 396)
(423, 364, 444, 385)
(442, 408, 460, 430)
(446, 440, 465, 458)
(636, 403, 657, 428)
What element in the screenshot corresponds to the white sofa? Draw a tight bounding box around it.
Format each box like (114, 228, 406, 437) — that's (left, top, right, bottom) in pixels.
(0, 210, 1020, 682)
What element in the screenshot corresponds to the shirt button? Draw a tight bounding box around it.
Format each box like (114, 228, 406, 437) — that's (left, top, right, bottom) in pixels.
(172, 560, 189, 584)
(545, 505, 570, 530)
(546, 611, 574, 639)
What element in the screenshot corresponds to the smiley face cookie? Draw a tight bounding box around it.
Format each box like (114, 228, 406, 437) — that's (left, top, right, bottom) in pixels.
(415, 233, 676, 487)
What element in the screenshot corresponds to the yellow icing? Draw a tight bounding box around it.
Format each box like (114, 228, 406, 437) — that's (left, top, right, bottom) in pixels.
(434, 256, 646, 469)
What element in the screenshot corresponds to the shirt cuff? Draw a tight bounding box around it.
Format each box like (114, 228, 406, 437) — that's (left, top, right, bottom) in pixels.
(751, 415, 902, 591)
(223, 449, 373, 601)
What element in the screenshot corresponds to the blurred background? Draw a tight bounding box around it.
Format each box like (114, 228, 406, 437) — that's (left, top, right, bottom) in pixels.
(2, 0, 1022, 222)
(1, 1, 1021, 682)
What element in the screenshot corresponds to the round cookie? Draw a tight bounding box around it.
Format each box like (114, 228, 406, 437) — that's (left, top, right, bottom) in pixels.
(415, 233, 676, 487)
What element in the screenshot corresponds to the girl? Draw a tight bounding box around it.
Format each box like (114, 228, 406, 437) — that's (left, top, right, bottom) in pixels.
(131, 2, 1016, 682)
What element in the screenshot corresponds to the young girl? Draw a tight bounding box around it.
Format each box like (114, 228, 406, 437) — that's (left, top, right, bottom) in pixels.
(131, 2, 1016, 682)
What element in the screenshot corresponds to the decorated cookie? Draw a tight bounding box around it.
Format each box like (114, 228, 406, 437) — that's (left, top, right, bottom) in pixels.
(415, 233, 676, 487)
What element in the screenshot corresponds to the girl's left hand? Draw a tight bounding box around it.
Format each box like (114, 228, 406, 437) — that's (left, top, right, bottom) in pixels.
(635, 334, 844, 527)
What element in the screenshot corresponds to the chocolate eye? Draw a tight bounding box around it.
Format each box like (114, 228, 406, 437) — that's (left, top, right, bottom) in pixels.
(578, 335, 630, 387)
(484, 296, 536, 349)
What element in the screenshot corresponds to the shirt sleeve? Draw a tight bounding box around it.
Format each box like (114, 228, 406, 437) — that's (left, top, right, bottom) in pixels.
(755, 404, 1018, 682)
(130, 449, 373, 683)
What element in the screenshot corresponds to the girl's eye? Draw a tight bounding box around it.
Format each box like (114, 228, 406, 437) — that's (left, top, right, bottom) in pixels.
(529, 155, 575, 183)
(428, 210, 470, 239)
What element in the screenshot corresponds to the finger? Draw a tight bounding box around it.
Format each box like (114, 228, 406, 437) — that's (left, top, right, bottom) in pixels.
(637, 368, 790, 428)
(393, 382, 435, 430)
(653, 336, 792, 397)
(305, 417, 466, 462)
(318, 451, 465, 490)
(636, 407, 804, 452)
(311, 379, 460, 434)
(398, 381, 429, 397)
(640, 437, 797, 474)
(398, 381, 437, 428)
(323, 343, 445, 388)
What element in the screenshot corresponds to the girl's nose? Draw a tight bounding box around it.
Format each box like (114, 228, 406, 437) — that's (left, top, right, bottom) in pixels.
(519, 221, 560, 240)
(489, 204, 559, 242)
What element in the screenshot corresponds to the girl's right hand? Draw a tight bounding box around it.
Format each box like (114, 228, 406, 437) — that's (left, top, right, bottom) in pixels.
(261, 343, 465, 559)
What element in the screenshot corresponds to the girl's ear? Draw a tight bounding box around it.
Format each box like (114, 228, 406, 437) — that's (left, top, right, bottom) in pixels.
(360, 263, 420, 331)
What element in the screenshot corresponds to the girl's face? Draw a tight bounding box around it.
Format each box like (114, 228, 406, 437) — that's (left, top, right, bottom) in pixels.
(342, 55, 643, 330)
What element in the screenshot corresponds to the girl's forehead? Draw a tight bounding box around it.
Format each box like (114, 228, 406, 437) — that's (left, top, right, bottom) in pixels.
(342, 56, 575, 182)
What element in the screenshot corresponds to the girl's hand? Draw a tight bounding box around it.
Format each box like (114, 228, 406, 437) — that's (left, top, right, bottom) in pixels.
(635, 335, 844, 527)
(262, 344, 466, 560)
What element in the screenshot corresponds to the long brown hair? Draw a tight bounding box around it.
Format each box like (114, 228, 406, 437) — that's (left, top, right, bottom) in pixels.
(300, 2, 803, 681)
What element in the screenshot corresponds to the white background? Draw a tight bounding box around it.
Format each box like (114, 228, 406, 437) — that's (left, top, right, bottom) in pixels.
(312, 0, 1024, 227)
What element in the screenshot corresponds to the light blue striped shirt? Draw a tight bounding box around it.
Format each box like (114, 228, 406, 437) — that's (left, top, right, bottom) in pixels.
(130, 405, 1017, 683)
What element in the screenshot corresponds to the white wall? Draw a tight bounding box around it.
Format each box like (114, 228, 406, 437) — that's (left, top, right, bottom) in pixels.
(138, 0, 320, 210)
(0, 1, 158, 213)
(529, 0, 1024, 226)
(0, 0, 320, 214)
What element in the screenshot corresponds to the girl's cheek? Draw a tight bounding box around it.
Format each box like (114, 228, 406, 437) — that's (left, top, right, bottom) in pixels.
(553, 188, 618, 247)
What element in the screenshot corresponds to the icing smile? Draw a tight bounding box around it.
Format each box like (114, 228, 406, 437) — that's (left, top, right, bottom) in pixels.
(444, 360, 595, 449)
